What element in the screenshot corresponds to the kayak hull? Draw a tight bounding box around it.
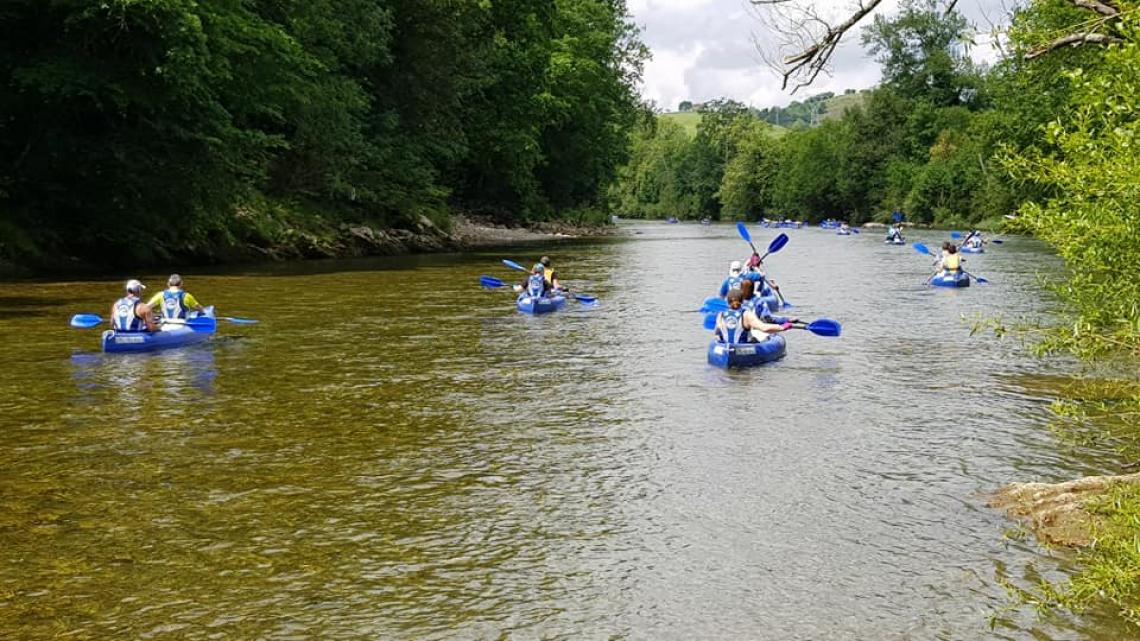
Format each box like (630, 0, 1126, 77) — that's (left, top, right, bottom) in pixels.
(959, 245, 984, 254)
(885, 239, 906, 245)
(517, 295, 567, 315)
(708, 335, 787, 369)
(836, 230, 851, 236)
(930, 272, 970, 288)
(101, 308, 216, 353)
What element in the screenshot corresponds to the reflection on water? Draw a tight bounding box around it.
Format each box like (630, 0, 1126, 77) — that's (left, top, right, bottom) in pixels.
(70, 345, 218, 401)
(0, 225, 1131, 640)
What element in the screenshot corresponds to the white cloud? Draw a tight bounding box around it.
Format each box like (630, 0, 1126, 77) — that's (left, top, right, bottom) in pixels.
(629, 0, 1011, 112)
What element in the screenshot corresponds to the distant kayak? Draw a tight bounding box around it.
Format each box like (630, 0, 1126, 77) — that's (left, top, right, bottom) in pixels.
(930, 272, 970, 288)
(517, 294, 566, 315)
(101, 307, 216, 353)
(837, 229, 852, 236)
(665, 217, 680, 224)
(707, 334, 787, 368)
(960, 245, 984, 254)
(885, 238, 906, 245)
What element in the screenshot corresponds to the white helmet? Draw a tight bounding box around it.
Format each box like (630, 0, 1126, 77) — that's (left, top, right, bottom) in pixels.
(728, 260, 742, 275)
(125, 279, 146, 294)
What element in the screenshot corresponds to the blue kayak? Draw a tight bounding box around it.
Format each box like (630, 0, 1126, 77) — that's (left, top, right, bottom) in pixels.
(930, 271, 970, 288)
(708, 334, 787, 368)
(836, 229, 851, 236)
(885, 238, 906, 245)
(959, 245, 984, 254)
(517, 295, 566, 315)
(101, 307, 216, 353)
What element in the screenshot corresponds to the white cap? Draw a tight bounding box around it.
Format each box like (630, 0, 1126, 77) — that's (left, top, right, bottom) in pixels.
(125, 279, 146, 293)
(729, 260, 742, 275)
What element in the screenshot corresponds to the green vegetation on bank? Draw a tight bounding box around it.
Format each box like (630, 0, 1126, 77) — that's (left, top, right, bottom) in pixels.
(0, 0, 647, 270)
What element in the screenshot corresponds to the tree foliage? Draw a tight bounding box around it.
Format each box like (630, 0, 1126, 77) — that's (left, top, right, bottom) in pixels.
(0, 0, 647, 268)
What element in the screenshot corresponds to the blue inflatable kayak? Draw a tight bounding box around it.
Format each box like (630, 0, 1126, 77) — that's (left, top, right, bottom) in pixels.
(101, 307, 216, 353)
(517, 295, 566, 315)
(885, 238, 906, 245)
(959, 245, 984, 253)
(930, 271, 970, 288)
(708, 334, 787, 368)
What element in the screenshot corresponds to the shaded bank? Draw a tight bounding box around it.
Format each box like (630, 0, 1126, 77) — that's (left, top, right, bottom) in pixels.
(0, 215, 620, 278)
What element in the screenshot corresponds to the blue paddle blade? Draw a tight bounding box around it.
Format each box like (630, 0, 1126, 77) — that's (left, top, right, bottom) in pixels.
(780, 301, 794, 309)
(767, 233, 789, 254)
(913, 242, 933, 257)
(703, 313, 718, 330)
(480, 275, 505, 288)
(806, 319, 841, 337)
(184, 317, 217, 333)
(69, 314, 103, 329)
(573, 294, 597, 304)
(701, 298, 729, 313)
(218, 316, 259, 324)
(990, 239, 1004, 244)
(850, 227, 860, 234)
(502, 259, 527, 272)
(736, 221, 752, 244)
(950, 231, 962, 239)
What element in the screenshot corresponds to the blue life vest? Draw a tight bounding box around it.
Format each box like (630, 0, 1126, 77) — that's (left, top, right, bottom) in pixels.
(719, 308, 746, 343)
(112, 296, 145, 332)
(160, 289, 188, 320)
(526, 273, 546, 297)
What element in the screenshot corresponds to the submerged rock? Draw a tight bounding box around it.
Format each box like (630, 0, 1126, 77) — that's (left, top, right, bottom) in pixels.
(989, 472, 1140, 546)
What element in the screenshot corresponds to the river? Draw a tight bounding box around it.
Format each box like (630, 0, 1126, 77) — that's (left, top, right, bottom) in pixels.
(0, 222, 1130, 640)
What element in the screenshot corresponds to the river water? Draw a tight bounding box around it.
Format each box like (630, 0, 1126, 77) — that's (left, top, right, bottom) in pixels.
(0, 223, 1130, 640)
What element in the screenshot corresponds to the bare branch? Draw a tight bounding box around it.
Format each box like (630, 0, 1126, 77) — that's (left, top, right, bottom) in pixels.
(1026, 30, 1122, 59)
(750, 0, 887, 92)
(1071, 0, 1120, 18)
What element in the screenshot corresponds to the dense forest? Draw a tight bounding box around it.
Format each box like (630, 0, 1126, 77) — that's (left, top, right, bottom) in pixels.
(0, 0, 646, 269)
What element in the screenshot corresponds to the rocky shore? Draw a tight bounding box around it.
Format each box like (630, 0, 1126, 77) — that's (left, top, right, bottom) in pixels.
(989, 472, 1140, 546)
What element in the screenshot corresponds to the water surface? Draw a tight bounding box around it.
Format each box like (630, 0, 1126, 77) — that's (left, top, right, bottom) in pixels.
(0, 223, 1127, 640)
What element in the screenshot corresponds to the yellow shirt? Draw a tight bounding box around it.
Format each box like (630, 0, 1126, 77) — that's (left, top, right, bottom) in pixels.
(147, 289, 201, 309)
(943, 254, 961, 271)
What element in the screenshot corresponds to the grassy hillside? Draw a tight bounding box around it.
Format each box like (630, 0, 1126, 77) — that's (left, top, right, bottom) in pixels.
(820, 91, 869, 121)
(661, 90, 868, 136)
(660, 111, 787, 138)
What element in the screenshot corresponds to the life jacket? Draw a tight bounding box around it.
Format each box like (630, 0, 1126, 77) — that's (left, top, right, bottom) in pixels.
(112, 296, 145, 332)
(725, 274, 743, 292)
(543, 267, 555, 286)
(526, 273, 546, 297)
(944, 253, 961, 271)
(718, 308, 748, 343)
(160, 288, 188, 320)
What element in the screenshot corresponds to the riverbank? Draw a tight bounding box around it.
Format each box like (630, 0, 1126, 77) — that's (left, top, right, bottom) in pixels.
(0, 214, 620, 278)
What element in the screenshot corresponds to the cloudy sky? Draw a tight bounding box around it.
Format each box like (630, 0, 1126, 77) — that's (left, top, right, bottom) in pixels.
(627, 0, 1011, 111)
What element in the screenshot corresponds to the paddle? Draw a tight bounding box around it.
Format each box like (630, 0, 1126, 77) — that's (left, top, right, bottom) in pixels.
(217, 316, 258, 325)
(68, 314, 217, 332)
(913, 242, 989, 284)
(485, 270, 598, 304)
(702, 311, 841, 336)
(735, 224, 790, 305)
(502, 258, 527, 272)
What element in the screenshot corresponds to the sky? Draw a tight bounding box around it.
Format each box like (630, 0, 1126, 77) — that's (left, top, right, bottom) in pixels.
(627, 0, 1011, 111)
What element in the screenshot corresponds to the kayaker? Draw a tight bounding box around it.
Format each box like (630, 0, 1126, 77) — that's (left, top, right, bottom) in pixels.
(520, 263, 549, 298)
(745, 252, 780, 296)
(718, 261, 746, 298)
(147, 273, 206, 321)
(539, 256, 564, 292)
(111, 279, 158, 332)
(715, 289, 792, 343)
(938, 244, 963, 277)
(963, 231, 983, 249)
(886, 225, 904, 242)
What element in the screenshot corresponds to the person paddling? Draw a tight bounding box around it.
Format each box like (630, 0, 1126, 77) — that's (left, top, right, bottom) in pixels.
(936, 244, 963, 278)
(715, 289, 792, 344)
(518, 263, 549, 298)
(111, 279, 158, 332)
(148, 273, 206, 321)
(539, 256, 565, 292)
(718, 261, 746, 298)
